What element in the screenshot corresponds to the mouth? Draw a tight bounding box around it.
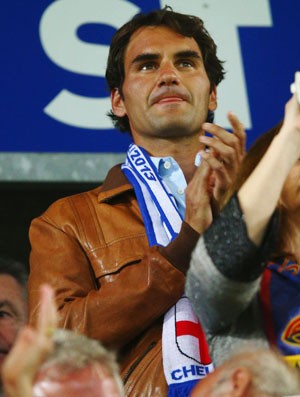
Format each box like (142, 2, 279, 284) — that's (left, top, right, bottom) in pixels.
(155, 96, 185, 105)
(150, 88, 190, 106)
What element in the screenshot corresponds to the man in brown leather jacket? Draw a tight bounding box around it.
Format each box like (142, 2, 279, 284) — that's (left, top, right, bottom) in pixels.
(28, 7, 246, 396)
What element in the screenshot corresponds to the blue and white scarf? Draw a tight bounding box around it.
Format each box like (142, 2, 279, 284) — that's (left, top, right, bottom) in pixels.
(122, 144, 213, 397)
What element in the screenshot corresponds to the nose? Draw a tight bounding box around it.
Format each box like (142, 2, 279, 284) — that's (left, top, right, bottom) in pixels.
(157, 61, 179, 86)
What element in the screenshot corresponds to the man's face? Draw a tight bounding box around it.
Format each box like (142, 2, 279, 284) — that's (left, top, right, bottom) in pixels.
(111, 25, 217, 148)
(33, 363, 123, 397)
(0, 275, 27, 373)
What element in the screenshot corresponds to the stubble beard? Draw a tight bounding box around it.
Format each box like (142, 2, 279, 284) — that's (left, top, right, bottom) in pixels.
(149, 115, 202, 139)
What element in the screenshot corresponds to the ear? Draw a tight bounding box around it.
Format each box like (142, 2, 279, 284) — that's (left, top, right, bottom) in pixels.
(111, 88, 127, 117)
(208, 84, 217, 111)
(230, 367, 252, 397)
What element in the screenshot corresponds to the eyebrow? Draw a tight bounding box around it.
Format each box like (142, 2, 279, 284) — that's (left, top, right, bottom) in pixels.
(131, 53, 159, 65)
(131, 50, 202, 66)
(174, 50, 202, 60)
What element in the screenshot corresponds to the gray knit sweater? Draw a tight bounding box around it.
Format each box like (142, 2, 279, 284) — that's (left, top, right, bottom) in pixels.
(185, 195, 278, 366)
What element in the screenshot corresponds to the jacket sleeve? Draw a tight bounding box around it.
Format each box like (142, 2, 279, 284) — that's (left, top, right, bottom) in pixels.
(185, 194, 279, 334)
(28, 192, 197, 350)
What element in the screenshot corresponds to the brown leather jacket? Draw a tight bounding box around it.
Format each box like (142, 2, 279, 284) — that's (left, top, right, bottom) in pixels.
(28, 165, 199, 396)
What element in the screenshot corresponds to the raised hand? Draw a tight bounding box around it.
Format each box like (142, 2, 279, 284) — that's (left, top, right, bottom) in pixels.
(2, 284, 57, 397)
(199, 112, 246, 208)
(184, 113, 245, 234)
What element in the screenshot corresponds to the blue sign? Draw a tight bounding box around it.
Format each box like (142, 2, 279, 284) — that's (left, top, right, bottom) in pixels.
(1, 0, 299, 153)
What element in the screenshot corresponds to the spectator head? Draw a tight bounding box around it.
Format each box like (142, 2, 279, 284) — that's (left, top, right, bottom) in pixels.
(0, 257, 28, 375)
(105, 6, 224, 133)
(33, 329, 124, 397)
(190, 347, 300, 397)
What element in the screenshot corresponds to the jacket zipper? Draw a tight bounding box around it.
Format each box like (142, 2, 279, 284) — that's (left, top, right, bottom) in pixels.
(123, 341, 157, 384)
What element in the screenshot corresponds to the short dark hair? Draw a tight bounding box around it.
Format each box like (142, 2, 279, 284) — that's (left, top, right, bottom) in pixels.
(0, 256, 28, 292)
(105, 6, 225, 133)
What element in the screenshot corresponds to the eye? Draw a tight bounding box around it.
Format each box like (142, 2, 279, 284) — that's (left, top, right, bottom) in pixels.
(0, 310, 13, 319)
(139, 62, 158, 71)
(177, 59, 194, 68)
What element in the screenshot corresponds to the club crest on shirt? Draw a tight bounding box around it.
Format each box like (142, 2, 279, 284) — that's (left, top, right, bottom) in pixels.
(283, 263, 300, 275)
(281, 315, 300, 346)
(275, 258, 300, 275)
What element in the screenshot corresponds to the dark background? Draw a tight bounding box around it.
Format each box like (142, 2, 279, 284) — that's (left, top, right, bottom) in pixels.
(0, 182, 98, 268)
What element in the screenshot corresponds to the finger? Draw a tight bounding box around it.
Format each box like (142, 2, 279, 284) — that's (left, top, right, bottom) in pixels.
(202, 116, 246, 162)
(188, 156, 212, 196)
(227, 112, 245, 139)
(185, 158, 214, 233)
(199, 136, 238, 170)
(202, 122, 236, 145)
(199, 150, 230, 181)
(37, 284, 58, 336)
(2, 327, 35, 372)
(201, 127, 242, 165)
(227, 111, 246, 159)
(199, 150, 231, 195)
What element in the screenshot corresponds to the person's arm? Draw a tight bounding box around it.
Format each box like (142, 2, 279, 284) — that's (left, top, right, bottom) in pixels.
(186, 195, 278, 333)
(186, 94, 300, 333)
(200, 94, 300, 246)
(238, 94, 300, 245)
(28, 194, 188, 350)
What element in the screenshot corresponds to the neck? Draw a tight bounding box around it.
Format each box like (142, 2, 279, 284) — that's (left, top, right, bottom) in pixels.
(278, 208, 300, 262)
(133, 134, 204, 183)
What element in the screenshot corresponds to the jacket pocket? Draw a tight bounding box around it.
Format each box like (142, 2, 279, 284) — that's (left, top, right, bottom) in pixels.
(88, 234, 149, 278)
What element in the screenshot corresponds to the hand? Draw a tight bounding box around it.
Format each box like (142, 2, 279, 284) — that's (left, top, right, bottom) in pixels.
(199, 112, 246, 209)
(281, 93, 300, 140)
(2, 284, 57, 397)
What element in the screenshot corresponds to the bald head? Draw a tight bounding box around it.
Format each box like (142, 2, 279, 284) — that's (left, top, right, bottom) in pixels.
(32, 329, 124, 397)
(190, 348, 300, 397)
(33, 362, 123, 397)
